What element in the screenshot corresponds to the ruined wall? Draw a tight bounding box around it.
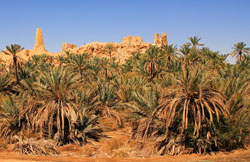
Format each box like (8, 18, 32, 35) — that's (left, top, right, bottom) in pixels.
(154, 33, 160, 45)
(154, 32, 168, 47)
(160, 32, 168, 46)
(122, 36, 143, 45)
(0, 29, 168, 64)
(61, 43, 77, 51)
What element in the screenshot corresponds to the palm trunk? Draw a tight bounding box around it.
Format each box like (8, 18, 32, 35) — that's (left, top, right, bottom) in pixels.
(239, 51, 242, 62)
(13, 56, 19, 83)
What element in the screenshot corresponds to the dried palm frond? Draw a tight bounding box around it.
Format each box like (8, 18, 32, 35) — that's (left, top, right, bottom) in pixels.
(13, 136, 59, 155)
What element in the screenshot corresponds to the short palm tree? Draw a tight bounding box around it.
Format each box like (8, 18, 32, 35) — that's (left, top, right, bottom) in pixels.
(126, 85, 163, 140)
(27, 66, 81, 142)
(0, 95, 28, 142)
(2, 44, 24, 83)
(157, 66, 228, 135)
(155, 66, 228, 153)
(94, 79, 122, 126)
(179, 43, 191, 56)
(161, 44, 178, 62)
(67, 53, 90, 78)
(0, 74, 12, 94)
(230, 42, 250, 62)
(143, 46, 165, 82)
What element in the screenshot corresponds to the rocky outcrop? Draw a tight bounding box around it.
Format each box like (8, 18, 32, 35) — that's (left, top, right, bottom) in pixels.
(33, 28, 47, 52)
(61, 43, 77, 51)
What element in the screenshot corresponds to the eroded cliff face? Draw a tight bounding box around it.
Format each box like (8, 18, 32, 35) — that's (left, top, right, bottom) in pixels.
(0, 29, 168, 64)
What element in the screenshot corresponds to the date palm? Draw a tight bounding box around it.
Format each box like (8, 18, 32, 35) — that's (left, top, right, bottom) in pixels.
(67, 53, 89, 78)
(0, 74, 12, 94)
(155, 66, 228, 152)
(230, 42, 250, 62)
(94, 79, 122, 126)
(188, 36, 204, 49)
(125, 85, 163, 141)
(143, 46, 165, 82)
(162, 44, 178, 63)
(25, 66, 81, 142)
(2, 44, 24, 83)
(201, 47, 228, 74)
(0, 95, 29, 142)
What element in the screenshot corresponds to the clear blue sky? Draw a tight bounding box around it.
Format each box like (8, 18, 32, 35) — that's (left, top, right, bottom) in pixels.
(1, 0, 250, 63)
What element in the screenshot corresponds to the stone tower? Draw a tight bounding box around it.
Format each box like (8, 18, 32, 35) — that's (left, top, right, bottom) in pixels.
(154, 33, 160, 45)
(160, 32, 168, 46)
(34, 28, 46, 51)
(154, 32, 168, 47)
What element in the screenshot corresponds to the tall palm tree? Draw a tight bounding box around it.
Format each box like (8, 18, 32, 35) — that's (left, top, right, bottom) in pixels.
(188, 36, 204, 49)
(230, 42, 250, 62)
(2, 44, 24, 83)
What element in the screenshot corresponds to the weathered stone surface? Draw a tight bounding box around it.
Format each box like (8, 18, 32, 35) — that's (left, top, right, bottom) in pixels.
(34, 28, 46, 52)
(122, 36, 143, 45)
(154, 33, 160, 45)
(0, 28, 168, 63)
(61, 43, 77, 51)
(25, 49, 30, 56)
(160, 32, 168, 46)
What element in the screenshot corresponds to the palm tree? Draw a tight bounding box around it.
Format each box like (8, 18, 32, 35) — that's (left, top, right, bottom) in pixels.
(2, 44, 24, 83)
(67, 53, 90, 78)
(188, 36, 204, 49)
(155, 66, 228, 154)
(200, 47, 228, 74)
(143, 46, 165, 82)
(22, 66, 81, 142)
(230, 42, 250, 62)
(125, 85, 163, 141)
(161, 44, 178, 63)
(94, 79, 123, 126)
(0, 74, 12, 95)
(0, 95, 28, 142)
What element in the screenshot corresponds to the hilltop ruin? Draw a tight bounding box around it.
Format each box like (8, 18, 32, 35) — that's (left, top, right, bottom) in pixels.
(0, 28, 168, 63)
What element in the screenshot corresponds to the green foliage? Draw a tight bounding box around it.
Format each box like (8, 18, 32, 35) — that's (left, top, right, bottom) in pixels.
(0, 38, 249, 156)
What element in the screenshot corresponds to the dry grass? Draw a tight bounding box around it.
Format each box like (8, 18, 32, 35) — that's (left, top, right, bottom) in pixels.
(100, 135, 131, 157)
(98, 117, 122, 131)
